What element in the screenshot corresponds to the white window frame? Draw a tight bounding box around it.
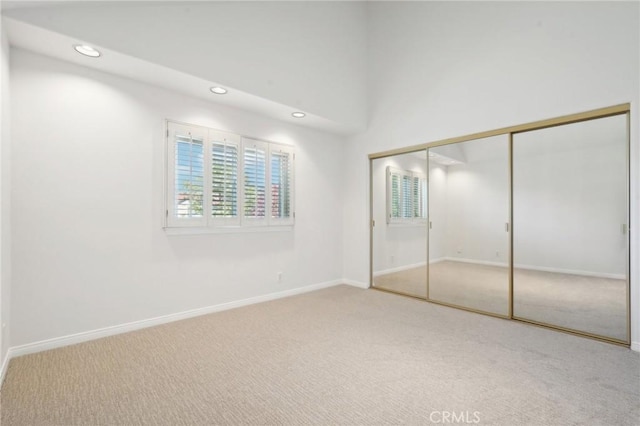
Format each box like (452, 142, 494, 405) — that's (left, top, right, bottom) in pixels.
(386, 166, 427, 225)
(165, 121, 295, 231)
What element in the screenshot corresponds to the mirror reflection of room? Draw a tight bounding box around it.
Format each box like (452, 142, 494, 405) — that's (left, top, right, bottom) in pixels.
(513, 114, 628, 342)
(428, 135, 510, 316)
(372, 151, 428, 298)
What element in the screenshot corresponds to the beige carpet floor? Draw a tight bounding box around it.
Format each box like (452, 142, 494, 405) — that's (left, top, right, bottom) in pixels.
(1, 285, 638, 425)
(374, 261, 627, 341)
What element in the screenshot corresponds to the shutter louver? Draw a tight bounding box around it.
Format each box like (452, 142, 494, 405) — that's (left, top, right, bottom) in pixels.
(402, 174, 412, 218)
(211, 141, 238, 219)
(412, 176, 422, 218)
(391, 173, 400, 221)
(243, 143, 267, 220)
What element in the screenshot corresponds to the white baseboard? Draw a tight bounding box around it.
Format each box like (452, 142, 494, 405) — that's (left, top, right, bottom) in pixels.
(514, 263, 625, 280)
(8, 279, 344, 359)
(444, 257, 508, 268)
(0, 349, 10, 386)
(373, 261, 427, 277)
(3, 276, 633, 391)
(443, 257, 625, 280)
(343, 279, 369, 289)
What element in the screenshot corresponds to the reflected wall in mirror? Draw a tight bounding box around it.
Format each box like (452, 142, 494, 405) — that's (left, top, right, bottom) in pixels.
(372, 151, 428, 298)
(513, 114, 628, 342)
(428, 135, 510, 316)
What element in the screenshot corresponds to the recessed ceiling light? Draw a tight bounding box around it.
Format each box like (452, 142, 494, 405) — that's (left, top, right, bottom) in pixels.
(210, 87, 228, 95)
(292, 112, 306, 118)
(73, 44, 101, 58)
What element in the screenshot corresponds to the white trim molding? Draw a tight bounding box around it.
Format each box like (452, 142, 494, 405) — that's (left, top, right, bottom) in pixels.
(373, 261, 428, 277)
(8, 279, 344, 359)
(0, 350, 10, 386)
(631, 341, 640, 352)
(443, 257, 626, 280)
(343, 279, 369, 289)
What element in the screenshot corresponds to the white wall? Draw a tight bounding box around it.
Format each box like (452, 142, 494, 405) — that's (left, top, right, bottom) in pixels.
(513, 115, 627, 277)
(440, 135, 510, 266)
(343, 2, 639, 344)
(428, 161, 447, 262)
(0, 23, 11, 370)
(10, 48, 345, 347)
(4, 2, 368, 131)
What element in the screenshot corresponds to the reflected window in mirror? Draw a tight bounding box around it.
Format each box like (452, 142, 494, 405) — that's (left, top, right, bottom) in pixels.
(386, 166, 427, 225)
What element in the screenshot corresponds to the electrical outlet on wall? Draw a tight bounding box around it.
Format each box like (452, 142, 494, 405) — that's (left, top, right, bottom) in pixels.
(390, 255, 395, 264)
(277, 272, 283, 283)
(495, 251, 500, 258)
(456, 248, 462, 254)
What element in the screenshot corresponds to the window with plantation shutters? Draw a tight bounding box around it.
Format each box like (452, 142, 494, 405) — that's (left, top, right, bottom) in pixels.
(165, 121, 294, 230)
(386, 166, 427, 224)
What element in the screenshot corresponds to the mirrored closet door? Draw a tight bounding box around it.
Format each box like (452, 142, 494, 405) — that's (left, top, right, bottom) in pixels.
(369, 105, 630, 346)
(512, 114, 629, 342)
(428, 135, 510, 316)
(371, 151, 428, 298)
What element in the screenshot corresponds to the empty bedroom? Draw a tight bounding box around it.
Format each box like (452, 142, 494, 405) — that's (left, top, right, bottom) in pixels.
(0, 1, 638, 425)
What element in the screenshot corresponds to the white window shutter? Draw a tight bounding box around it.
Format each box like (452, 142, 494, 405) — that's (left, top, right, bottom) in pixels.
(210, 130, 241, 226)
(402, 174, 412, 219)
(387, 166, 402, 224)
(269, 144, 295, 226)
(412, 173, 427, 222)
(242, 138, 269, 226)
(167, 122, 207, 227)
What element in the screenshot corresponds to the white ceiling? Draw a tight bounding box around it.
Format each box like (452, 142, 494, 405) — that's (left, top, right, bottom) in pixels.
(2, 1, 368, 136)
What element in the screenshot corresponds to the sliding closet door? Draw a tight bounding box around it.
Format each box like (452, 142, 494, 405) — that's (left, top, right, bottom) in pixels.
(428, 135, 510, 316)
(512, 114, 629, 343)
(371, 151, 428, 298)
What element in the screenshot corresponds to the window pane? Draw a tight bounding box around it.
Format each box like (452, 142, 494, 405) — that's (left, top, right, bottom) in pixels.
(244, 145, 267, 218)
(211, 142, 238, 218)
(271, 151, 291, 219)
(175, 135, 204, 218)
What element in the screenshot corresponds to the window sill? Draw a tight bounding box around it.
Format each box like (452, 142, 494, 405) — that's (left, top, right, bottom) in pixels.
(164, 225, 294, 235)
